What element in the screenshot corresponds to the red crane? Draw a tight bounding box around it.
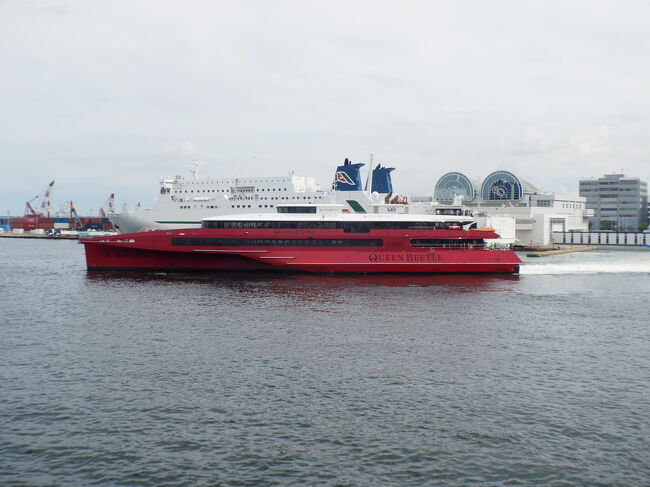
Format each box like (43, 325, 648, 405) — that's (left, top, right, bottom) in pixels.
(24, 180, 55, 217)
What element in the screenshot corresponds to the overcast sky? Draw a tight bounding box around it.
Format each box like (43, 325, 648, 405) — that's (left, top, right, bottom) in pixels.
(1, 0, 649, 215)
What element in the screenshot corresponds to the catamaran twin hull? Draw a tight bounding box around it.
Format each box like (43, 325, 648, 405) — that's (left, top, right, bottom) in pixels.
(82, 228, 522, 274)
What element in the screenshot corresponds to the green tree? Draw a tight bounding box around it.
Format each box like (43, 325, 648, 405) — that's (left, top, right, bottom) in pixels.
(600, 220, 613, 230)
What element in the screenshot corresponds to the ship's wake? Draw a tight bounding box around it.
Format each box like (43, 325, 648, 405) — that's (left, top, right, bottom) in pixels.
(520, 261, 650, 275)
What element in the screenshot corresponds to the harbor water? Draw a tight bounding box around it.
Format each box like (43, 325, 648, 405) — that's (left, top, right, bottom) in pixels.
(1, 239, 649, 486)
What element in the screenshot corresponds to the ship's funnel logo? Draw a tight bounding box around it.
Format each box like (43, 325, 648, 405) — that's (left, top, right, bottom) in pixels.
(335, 171, 355, 185)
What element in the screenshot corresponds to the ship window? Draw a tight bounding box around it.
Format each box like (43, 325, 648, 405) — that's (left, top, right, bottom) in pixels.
(277, 206, 317, 214)
(172, 238, 383, 247)
(411, 239, 485, 248)
(343, 222, 370, 233)
(201, 220, 471, 230)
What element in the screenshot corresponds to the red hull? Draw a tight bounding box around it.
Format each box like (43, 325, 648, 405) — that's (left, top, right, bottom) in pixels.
(82, 228, 522, 274)
(83, 242, 276, 271)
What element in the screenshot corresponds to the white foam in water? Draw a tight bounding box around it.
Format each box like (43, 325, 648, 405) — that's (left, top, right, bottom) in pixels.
(520, 250, 650, 275)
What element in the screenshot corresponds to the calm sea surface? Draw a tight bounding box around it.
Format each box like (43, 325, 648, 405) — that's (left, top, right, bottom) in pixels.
(1, 238, 649, 486)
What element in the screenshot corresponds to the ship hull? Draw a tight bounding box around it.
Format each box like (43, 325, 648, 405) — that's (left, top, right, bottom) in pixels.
(82, 229, 521, 274)
(111, 212, 202, 234)
(83, 242, 276, 272)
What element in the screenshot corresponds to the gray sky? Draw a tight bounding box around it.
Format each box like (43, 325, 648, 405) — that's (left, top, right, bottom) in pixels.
(1, 0, 649, 215)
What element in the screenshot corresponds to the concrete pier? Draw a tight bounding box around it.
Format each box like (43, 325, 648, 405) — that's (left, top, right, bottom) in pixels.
(0, 233, 78, 240)
(526, 245, 597, 257)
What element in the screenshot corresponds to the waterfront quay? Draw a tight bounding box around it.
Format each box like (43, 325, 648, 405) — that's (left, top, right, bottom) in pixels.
(0, 232, 78, 240)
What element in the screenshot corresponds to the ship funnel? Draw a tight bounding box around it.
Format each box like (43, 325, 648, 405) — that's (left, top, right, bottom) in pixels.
(369, 166, 395, 194)
(333, 161, 365, 191)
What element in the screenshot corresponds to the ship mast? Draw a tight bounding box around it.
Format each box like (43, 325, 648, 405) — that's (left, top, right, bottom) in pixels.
(188, 160, 200, 179)
(366, 153, 373, 196)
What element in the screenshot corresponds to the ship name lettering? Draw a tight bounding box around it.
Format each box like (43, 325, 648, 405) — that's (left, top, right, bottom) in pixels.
(368, 253, 406, 262)
(406, 253, 434, 262)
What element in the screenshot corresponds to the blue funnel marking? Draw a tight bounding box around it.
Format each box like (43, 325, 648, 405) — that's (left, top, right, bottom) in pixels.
(370, 167, 395, 194)
(334, 163, 364, 191)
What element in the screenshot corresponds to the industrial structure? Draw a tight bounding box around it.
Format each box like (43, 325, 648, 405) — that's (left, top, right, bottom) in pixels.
(0, 181, 115, 235)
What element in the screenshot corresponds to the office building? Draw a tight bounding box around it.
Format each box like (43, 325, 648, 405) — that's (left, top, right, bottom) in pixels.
(579, 174, 648, 230)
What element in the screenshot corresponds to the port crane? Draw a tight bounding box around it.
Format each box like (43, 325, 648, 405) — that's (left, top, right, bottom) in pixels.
(69, 201, 83, 230)
(98, 193, 115, 218)
(24, 180, 55, 217)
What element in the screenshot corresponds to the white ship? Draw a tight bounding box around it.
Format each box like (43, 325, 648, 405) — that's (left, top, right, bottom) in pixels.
(111, 159, 469, 234)
(111, 162, 330, 233)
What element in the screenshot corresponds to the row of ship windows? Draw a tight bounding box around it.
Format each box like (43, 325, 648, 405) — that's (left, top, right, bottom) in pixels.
(180, 205, 275, 209)
(171, 238, 485, 248)
(186, 180, 290, 185)
(256, 196, 320, 200)
(179, 188, 290, 193)
(179, 196, 321, 203)
(201, 221, 471, 231)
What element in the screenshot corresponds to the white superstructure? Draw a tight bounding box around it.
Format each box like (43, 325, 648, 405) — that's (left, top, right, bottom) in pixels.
(112, 159, 480, 236)
(111, 165, 329, 233)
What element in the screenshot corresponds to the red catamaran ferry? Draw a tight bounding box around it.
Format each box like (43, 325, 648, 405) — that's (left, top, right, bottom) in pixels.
(82, 203, 522, 274)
